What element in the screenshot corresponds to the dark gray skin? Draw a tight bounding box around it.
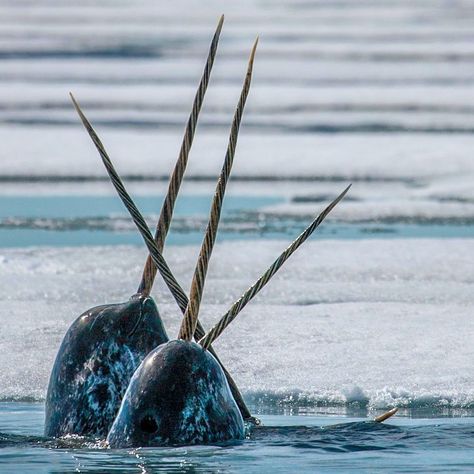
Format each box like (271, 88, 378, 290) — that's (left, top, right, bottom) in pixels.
(107, 340, 245, 447)
(45, 295, 168, 439)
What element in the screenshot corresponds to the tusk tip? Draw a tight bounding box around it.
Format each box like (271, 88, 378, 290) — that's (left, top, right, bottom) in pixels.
(69, 92, 77, 106)
(374, 407, 398, 423)
(248, 37, 259, 70)
(69, 93, 81, 113)
(215, 14, 224, 35)
(252, 36, 259, 52)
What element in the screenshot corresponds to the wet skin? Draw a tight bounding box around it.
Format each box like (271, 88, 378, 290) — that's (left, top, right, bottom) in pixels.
(107, 339, 245, 447)
(45, 295, 168, 438)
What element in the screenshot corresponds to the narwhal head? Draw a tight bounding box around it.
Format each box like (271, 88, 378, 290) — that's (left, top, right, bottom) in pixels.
(67, 294, 167, 353)
(107, 339, 244, 447)
(63, 294, 168, 358)
(45, 295, 169, 438)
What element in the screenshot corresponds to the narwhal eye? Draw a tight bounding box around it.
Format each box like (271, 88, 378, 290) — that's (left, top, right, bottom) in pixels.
(140, 415, 158, 434)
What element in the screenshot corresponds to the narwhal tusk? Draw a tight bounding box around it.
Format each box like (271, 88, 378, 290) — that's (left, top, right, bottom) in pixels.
(70, 94, 253, 421)
(374, 407, 398, 423)
(178, 38, 259, 342)
(70, 93, 190, 313)
(199, 184, 351, 349)
(138, 15, 224, 297)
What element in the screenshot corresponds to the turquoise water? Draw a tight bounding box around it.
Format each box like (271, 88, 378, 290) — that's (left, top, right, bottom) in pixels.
(0, 195, 279, 219)
(1, 404, 473, 473)
(0, 193, 283, 246)
(1, 194, 474, 247)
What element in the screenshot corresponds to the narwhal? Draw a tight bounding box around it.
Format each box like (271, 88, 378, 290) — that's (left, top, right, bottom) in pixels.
(69, 25, 260, 426)
(44, 17, 250, 438)
(106, 154, 350, 447)
(103, 39, 267, 447)
(72, 35, 352, 446)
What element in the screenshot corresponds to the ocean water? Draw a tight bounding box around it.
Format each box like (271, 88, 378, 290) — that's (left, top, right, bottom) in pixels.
(1, 404, 474, 473)
(1, 0, 474, 471)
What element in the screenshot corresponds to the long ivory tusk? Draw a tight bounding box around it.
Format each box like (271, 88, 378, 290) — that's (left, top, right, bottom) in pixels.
(199, 184, 351, 349)
(178, 38, 258, 341)
(138, 15, 224, 297)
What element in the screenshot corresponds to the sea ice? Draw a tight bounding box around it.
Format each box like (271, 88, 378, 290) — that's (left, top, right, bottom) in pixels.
(0, 239, 472, 409)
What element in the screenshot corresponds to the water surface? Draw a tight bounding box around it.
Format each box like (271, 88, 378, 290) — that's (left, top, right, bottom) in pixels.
(1, 404, 473, 473)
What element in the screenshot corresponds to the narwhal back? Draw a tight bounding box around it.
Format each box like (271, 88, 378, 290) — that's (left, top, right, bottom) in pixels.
(45, 296, 168, 438)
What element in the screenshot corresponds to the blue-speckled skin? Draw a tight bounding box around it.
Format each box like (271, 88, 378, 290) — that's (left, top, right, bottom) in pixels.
(107, 340, 245, 447)
(45, 295, 168, 438)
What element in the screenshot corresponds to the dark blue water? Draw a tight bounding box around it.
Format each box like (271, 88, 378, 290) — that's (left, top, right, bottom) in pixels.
(0, 404, 473, 473)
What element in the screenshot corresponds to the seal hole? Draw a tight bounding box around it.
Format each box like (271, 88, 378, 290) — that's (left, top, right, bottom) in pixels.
(140, 415, 158, 433)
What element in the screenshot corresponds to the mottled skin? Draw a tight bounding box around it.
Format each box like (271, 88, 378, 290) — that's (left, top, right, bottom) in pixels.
(107, 340, 245, 447)
(45, 295, 168, 438)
